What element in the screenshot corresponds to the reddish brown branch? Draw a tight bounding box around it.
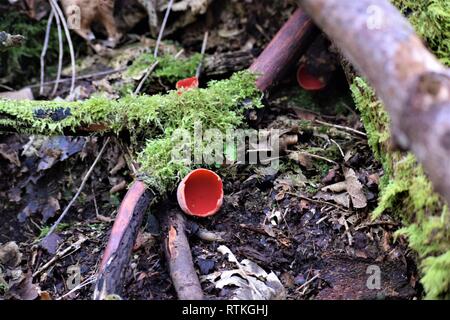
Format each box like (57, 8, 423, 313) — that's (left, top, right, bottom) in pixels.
(250, 8, 318, 91)
(93, 181, 154, 299)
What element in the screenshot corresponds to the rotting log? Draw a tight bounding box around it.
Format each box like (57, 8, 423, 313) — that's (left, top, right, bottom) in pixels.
(93, 181, 154, 300)
(249, 8, 319, 92)
(297, 0, 450, 205)
(159, 208, 204, 300)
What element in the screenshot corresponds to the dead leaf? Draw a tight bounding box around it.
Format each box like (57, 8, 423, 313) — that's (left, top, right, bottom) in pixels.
(0, 242, 22, 268)
(8, 273, 40, 300)
(344, 168, 367, 208)
(207, 245, 286, 300)
(0, 143, 20, 166)
(321, 181, 347, 193)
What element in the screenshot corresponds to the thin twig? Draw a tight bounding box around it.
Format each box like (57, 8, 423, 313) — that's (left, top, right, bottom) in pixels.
(50, 0, 76, 98)
(287, 150, 338, 165)
(296, 273, 320, 293)
(27, 67, 127, 89)
(154, 0, 174, 58)
(315, 119, 367, 137)
(40, 10, 54, 96)
(134, 60, 159, 95)
(51, 4, 64, 97)
(58, 275, 97, 300)
(134, 49, 184, 95)
(134, 0, 175, 95)
(195, 31, 209, 78)
(330, 138, 345, 157)
(33, 236, 87, 278)
(44, 137, 110, 239)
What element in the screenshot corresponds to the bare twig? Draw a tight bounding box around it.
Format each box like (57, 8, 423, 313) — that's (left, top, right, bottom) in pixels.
(33, 236, 87, 278)
(44, 137, 110, 240)
(49, 0, 76, 97)
(51, 4, 64, 97)
(134, 60, 159, 95)
(40, 10, 54, 96)
(154, 0, 174, 58)
(134, 49, 184, 95)
(27, 67, 127, 89)
(196, 31, 209, 78)
(58, 275, 97, 300)
(134, 0, 176, 95)
(296, 273, 320, 293)
(315, 119, 367, 137)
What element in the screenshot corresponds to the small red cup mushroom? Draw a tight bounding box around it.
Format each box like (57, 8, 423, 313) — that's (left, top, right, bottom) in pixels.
(177, 168, 223, 217)
(176, 76, 199, 95)
(296, 63, 327, 91)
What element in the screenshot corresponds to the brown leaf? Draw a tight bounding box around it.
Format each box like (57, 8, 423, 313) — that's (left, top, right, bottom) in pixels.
(344, 168, 367, 209)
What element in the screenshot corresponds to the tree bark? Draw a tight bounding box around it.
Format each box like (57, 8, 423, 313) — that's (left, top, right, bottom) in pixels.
(249, 8, 318, 92)
(93, 181, 154, 300)
(159, 208, 204, 300)
(298, 0, 450, 205)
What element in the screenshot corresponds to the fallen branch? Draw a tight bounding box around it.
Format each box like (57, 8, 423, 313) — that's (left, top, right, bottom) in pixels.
(93, 181, 154, 300)
(159, 208, 204, 300)
(297, 0, 450, 206)
(249, 8, 318, 91)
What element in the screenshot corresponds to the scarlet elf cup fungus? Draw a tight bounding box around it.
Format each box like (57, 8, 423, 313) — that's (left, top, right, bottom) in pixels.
(296, 63, 326, 91)
(177, 169, 224, 217)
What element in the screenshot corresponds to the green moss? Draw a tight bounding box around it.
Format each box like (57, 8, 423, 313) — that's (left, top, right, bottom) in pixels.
(0, 71, 261, 193)
(392, 0, 450, 65)
(351, 0, 450, 295)
(127, 53, 202, 82)
(351, 74, 450, 298)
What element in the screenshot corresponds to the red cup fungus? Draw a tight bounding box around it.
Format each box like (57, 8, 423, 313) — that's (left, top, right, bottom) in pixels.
(297, 63, 326, 91)
(177, 168, 223, 217)
(176, 76, 199, 95)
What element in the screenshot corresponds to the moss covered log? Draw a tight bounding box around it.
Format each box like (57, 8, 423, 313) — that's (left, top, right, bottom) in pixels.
(0, 71, 262, 193)
(350, 0, 450, 299)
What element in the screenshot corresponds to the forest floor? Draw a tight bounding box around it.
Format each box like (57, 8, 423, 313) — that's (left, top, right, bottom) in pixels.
(0, 0, 420, 300)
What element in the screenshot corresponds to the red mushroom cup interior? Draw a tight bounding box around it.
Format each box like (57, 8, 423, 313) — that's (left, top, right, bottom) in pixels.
(297, 64, 326, 91)
(176, 76, 199, 93)
(178, 169, 223, 217)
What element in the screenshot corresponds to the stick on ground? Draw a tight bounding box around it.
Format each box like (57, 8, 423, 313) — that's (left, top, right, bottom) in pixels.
(160, 208, 204, 300)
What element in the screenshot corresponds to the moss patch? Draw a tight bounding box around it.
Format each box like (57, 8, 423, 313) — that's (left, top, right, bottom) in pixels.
(0, 71, 261, 194)
(127, 53, 202, 82)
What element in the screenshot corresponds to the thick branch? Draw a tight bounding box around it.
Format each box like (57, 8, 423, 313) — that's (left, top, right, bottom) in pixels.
(94, 181, 154, 299)
(250, 8, 318, 91)
(159, 208, 204, 300)
(298, 0, 450, 203)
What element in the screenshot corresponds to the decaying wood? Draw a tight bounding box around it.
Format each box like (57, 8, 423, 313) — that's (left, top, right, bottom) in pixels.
(203, 51, 254, 77)
(298, 0, 450, 205)
(0, 31, 25, 51)
(159, 208, 204, 300)
(249, 8, 318, 92)
(93, 181, 154, 300)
